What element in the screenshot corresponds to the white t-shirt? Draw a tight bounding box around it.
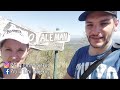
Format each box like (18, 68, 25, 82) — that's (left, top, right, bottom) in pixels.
(17, 67, 30, 79)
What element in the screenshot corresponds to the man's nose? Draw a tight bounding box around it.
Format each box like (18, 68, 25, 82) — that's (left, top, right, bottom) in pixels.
(92, 26, 101, 35)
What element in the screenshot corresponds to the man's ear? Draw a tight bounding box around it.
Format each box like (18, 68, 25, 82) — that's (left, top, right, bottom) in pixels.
(114, 19, 119, 32)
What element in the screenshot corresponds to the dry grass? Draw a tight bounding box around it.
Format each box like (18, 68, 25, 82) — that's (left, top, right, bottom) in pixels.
(24, 45, 75, 79)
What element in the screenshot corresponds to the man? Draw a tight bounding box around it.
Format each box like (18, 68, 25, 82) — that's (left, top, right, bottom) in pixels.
(64, 11, 120, 79)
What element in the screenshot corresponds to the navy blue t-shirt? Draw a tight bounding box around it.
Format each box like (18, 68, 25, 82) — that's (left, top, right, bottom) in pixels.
(67, 45, 120, 79)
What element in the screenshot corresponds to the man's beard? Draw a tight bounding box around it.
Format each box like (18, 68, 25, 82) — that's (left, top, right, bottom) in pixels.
(87, 31, 113, 49)
(88, 37, 108, 48)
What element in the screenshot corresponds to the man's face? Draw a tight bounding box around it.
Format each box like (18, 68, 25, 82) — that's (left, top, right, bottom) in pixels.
(85, 11, 119, 48)
(1, 39, 29, 68)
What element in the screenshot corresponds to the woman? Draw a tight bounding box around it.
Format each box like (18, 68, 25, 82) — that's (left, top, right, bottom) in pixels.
(0, 29, 41, 79)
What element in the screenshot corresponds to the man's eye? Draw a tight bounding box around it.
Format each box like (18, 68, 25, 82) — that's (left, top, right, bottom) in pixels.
(101, 22, 109, 26)
(87, 24, 93, 27)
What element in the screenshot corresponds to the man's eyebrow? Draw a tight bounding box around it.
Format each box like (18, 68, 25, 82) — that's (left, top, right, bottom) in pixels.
(86, 21, 92, 24)
(100, 19, 111, 22)
(86, 19, 111, 24)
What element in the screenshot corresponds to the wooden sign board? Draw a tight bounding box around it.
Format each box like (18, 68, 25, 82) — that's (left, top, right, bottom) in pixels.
(0, 16, 70, 51)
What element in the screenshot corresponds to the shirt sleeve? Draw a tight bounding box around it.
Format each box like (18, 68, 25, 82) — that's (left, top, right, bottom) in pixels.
(67, 49, 80, 78)
(118, 52, 120, 79)
(118, 69, 120, 79)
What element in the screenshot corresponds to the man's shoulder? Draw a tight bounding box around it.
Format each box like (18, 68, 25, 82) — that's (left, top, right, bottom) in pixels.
(106, 49, 120, 58)
(102, 49, 120, 66)
(77, 45, 89, 52)
(73, 45, 90, 57)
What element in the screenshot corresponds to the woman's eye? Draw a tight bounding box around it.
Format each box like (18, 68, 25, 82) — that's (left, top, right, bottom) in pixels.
(18, 49, 25, 52)
(5, 49, 11, 51)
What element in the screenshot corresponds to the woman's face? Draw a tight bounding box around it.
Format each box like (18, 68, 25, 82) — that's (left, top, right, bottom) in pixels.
(0, 39, 29, 67)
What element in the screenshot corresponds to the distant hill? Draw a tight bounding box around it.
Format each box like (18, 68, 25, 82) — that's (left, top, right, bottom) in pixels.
(69, 36, 88, 44)
(71, 35, 85, 39)
(65, 36, 89, 51)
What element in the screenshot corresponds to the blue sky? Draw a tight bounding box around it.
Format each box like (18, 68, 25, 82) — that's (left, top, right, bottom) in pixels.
(0, 11, 120, 38)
